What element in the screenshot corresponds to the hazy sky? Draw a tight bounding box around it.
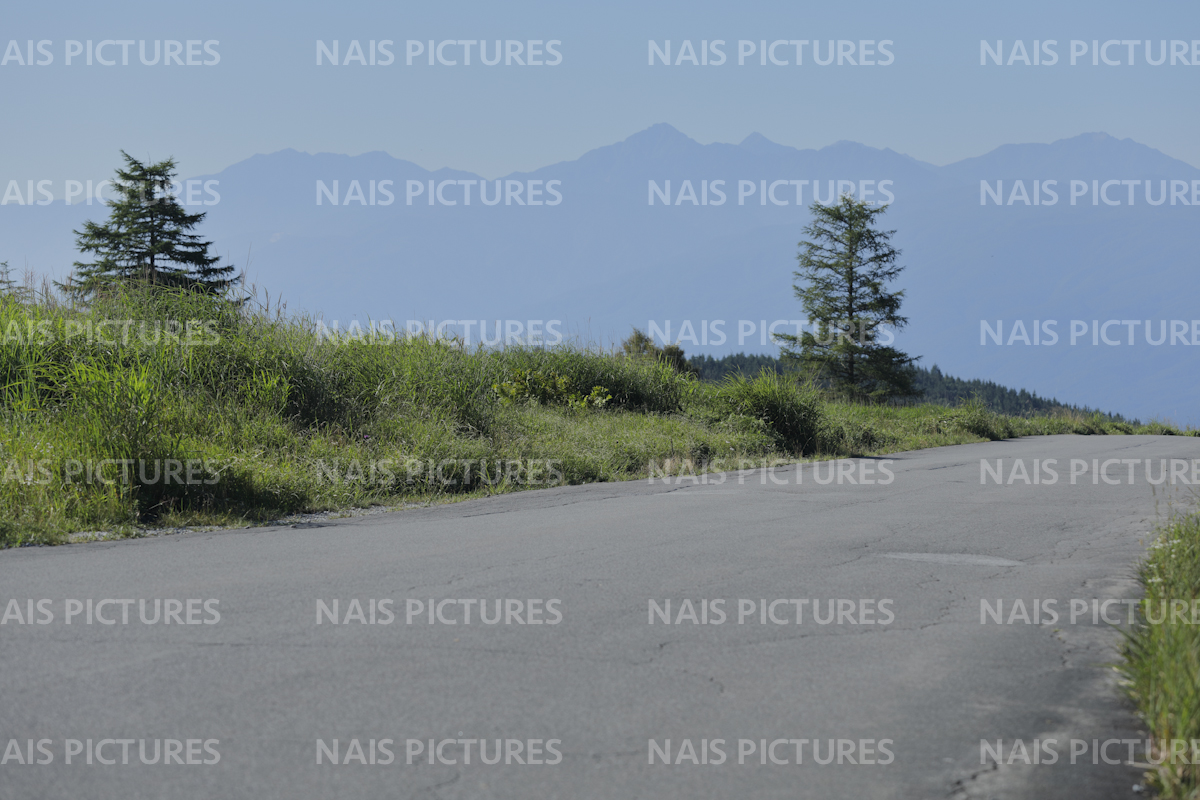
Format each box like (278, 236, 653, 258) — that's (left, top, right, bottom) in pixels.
(2, 0, 1198, 186)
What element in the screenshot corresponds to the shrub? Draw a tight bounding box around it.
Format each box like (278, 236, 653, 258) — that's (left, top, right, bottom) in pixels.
(714, 370, 823, 455)
(493, 368, 611, 410)
(620, 327, 696, 375)
(1137, 420, 1180, 436)
(817, 417, 882, 455)
(952, 394, 1008, 440)
(498, 347, 691, 413)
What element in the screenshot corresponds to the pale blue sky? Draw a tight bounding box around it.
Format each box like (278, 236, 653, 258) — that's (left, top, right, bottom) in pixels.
(2, 0, 1198, 185)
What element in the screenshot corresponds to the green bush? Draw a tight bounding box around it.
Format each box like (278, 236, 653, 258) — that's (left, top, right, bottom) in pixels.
(493, 368, 612, 410)
(498, 347, 692, 413)
(1137, 420, 1180, 436)
(714, 370, 823, 455)
(951, 394, 1011, 440)
(818, 417, 882, 455)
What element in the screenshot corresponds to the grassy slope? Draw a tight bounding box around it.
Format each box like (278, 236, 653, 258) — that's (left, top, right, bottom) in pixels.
(1, 288, 1194, 547)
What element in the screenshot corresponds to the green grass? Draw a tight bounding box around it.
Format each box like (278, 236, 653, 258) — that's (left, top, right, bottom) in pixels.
(0, 286, 1194, 547)
(1120, 511, 1200, 799)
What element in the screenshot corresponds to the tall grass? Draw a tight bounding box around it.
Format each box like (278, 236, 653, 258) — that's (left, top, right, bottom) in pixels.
(710, 370, 823, 455)
(0, 286, 769, 544)
(1120, 511, 1200, 799)
(0, 284, 1193, 546)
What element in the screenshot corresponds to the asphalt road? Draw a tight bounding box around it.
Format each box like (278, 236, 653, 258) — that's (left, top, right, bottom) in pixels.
(4, 435, 1199, 800)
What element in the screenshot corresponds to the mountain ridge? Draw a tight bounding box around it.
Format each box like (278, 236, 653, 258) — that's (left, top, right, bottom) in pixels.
(204, 125, 1199, 183)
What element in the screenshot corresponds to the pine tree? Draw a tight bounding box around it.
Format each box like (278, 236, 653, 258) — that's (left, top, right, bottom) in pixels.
(774, 196, 918, 399)
(63, 151, 238, 297)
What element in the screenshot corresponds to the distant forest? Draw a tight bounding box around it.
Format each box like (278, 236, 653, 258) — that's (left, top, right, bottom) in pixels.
(686, 353, 1132, 423)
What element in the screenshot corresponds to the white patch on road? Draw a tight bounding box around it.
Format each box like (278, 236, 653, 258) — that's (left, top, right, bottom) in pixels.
(878, 552, 1024, 567)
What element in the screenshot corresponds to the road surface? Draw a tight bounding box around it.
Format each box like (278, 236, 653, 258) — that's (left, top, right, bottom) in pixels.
(4, 435, 1198, 799)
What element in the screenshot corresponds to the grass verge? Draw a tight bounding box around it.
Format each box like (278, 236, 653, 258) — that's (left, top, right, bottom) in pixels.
(1, 286, 1195, 547)
(1121, 510, 1200, 799)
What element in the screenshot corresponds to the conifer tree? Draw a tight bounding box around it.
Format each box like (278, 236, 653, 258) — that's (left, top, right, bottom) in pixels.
(775, 196, 917, 399)
(64, 151, 238, 296)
